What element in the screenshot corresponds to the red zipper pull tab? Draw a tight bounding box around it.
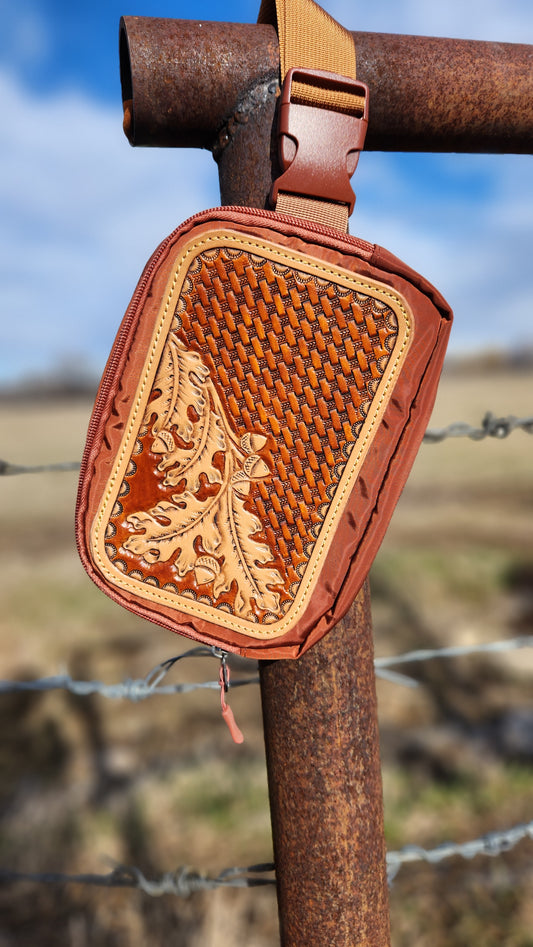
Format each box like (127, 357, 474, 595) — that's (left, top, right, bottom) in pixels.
(219, 656, 244, 744)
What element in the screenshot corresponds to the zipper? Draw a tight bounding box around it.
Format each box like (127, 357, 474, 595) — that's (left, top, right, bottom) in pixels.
(190, 203, 374, 255)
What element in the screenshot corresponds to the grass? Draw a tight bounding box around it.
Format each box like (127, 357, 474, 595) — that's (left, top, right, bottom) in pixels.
(0, 365, 531, 945)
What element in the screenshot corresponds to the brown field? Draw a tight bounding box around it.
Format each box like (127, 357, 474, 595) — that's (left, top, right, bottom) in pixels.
(0, 365, 532, 946)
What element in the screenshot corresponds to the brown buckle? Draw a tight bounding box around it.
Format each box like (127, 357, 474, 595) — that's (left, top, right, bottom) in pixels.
(270, 67, 369, 215)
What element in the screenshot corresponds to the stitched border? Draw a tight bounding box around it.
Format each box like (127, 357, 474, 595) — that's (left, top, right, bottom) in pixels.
(90, 228, 412, 639)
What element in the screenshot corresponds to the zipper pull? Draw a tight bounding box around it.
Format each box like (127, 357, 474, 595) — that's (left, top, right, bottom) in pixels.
(219, 654, 244, 744)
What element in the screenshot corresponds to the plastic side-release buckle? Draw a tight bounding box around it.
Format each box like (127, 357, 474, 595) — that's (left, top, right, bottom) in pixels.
(270, 67, 369, 215)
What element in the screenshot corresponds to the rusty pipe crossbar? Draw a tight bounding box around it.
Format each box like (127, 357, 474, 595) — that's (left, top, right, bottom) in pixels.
(120, 16, 533, 155)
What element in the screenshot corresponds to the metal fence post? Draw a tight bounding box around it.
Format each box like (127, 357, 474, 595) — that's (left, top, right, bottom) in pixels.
(259, 586, 389, 945)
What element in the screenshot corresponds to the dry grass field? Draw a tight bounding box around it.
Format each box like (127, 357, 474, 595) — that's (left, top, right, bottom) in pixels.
(0, 363, 531, 946)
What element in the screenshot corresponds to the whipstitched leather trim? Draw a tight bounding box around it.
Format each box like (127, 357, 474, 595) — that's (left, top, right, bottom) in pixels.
(90, 228, 412, 639)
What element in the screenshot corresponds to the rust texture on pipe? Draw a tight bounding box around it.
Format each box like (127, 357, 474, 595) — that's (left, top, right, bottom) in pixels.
(120, 16, 533, 155)
(120, 17, 279, 150)
(259, 585, 391, 947)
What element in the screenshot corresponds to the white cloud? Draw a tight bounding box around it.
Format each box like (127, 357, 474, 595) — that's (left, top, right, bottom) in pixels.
(0, 69, 219, 381)
(325, 0, 533, 41)
(354, 151, 533, 350)
(1, 6, 532, 385)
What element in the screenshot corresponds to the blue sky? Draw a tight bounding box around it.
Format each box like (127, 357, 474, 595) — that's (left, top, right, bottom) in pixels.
(1, 0, 532, 382)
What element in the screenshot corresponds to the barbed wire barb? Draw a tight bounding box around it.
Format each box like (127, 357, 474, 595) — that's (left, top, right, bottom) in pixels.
(423, 411, 533, 443)
(386, 820, 533, 883)
(0, 863, 277, 896)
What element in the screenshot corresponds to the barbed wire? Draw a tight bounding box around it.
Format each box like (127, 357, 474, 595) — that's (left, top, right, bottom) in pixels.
(0, 863, 276, 895)
(0, 646, 259, 701)
(422, 411, 533, 443)
(0, 635, 532, 700)
(1, 412, 530, 918)
(1, 820, 532, 894)
(375, 633, 533, 686)
(0, 458, 81, 476)
(1, 411, 531, 478)
(386, 820, 533, 883)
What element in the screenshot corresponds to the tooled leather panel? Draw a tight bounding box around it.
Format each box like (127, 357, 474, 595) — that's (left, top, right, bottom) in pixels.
(90, 229, 412, 639)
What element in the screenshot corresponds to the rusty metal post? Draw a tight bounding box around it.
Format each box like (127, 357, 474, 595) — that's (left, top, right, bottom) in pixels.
(260, 586, 389, 945)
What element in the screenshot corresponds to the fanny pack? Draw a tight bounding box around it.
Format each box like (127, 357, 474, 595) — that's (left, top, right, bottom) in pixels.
(76, 0, 452, 660)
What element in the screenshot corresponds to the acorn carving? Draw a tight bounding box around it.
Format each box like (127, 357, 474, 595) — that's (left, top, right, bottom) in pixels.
(243, 454, 270, 479)
(194, 555, 220, 585)
(240, 432, 268, 454)
(231, 471, 251, 496)
(152, 429, 176, 453)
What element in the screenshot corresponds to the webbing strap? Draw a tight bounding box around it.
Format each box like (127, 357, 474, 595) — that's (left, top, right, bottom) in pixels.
(258, 0, 356, 103)
(258, 0, 360, 231)
(276, 192, 350, 231)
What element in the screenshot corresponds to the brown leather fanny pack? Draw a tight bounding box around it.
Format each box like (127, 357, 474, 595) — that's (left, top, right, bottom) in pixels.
(76, 0, 452, 659)
(76, 205, 451, 658)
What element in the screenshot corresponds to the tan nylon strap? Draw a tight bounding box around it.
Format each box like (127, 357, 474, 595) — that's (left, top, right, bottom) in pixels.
(258, 0, 356, 99)
(258, 0, 358, 231)
(276, 193, 350, 231)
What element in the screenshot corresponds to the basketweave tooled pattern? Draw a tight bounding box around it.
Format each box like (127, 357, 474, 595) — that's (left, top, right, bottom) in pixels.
(103, 243, 400, 627)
